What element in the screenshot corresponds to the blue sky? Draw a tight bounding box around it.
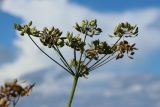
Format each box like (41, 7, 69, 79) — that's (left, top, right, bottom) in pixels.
(0, 11, 22, 49)
(0, 0, 160, 107)
(1, 0, 160, 72)
(70, 0, 160, 12)
(0, 10, 22, 64)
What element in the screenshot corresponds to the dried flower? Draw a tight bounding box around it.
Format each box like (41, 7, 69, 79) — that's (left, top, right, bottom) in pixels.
(0, 79, 34, 107)
(66, 32, 85, 52)
(115, 41, 138, 60)
(113, 22, 138, 37)
(40, 27, 64, 48)
(74, 19, 102, 36)
(15, 19, 139, 107)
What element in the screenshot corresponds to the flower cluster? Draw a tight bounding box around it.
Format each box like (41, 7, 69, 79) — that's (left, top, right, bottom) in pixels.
(74, 19, 102, 36)
(85, 40, 112, 60)
(113, 22, 138, 37)
(0, 79, 34, 107)
(14, 21, 39, 37)
(14, 21, 65, 48)
(40, 27, 65, 48)
(115, 41, 138, 59)
(15, 20, 138, 77)
(66, 32, 85, 52)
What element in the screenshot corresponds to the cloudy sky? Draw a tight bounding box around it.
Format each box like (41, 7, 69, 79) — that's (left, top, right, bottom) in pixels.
(0, 0, 160, 107)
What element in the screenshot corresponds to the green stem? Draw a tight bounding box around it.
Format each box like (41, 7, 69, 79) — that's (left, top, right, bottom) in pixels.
(28, 35, 73, 75)
(67, 76, 79, 107)
(77, 35, 87, 74)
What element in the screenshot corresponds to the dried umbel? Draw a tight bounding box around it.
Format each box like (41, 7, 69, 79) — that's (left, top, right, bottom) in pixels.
(40, 27, 65, 48)
(85, 40, 113, 60)
(66, 32, 85, 52)
(115, 40, 138, 60)
(74, 19, 102, 36)
(0, 79, 34, 107)
(113, 22, 138, 37)
(14, 19, 139, 107)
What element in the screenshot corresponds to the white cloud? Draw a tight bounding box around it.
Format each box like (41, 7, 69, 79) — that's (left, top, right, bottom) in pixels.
(1, 1, 160, 106)
(1, 0, 160, 81)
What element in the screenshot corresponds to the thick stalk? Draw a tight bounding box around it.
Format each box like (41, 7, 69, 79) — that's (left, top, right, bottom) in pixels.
(67, 76, 79, 107)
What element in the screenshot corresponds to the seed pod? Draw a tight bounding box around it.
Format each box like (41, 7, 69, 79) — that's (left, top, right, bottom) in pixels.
(14, 24, 22, 30)
(89, 19, 97, 26)
(74, 23, 81, 32)
(28, 21, 32, 26)
(130, 52, 135, 55)
(57, 39, 63, 45)
(20, 30, 25, 36)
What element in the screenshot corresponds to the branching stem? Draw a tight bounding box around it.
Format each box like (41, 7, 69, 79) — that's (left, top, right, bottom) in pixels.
(55, 46, 75, 75)
(28, 35, 74, 76)
(77, 35, 87, 73)
(88, 36, 122, 70)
